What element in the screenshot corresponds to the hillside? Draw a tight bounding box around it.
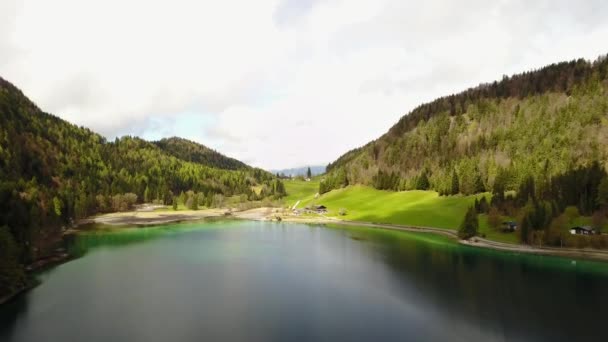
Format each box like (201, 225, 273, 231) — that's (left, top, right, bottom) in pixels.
(320, 55, 608, 249)
(325, 56, 608, 195)
(0, 76, 281, 297)
(154, 137, 248, 170)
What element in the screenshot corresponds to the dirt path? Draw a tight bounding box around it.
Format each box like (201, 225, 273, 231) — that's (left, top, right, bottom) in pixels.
(463, 236, 608, 260)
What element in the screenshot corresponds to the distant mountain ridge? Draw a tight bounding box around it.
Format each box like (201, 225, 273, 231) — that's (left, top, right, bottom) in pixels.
(272, 165, 326, 177)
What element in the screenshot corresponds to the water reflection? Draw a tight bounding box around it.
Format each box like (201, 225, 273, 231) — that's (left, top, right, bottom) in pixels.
(0, 294, 29, 339)
(327, 225, 608, 341)
(0, 221, 607, 342)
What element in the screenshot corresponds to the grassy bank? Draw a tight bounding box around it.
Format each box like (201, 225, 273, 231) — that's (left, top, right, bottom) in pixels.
(301, 185, 484, 229)
(285, 180, 520, 243)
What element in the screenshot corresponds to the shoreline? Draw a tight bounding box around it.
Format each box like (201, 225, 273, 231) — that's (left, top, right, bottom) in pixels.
(83, 207, 608, 262)
(280, 216, 608, 262)
(4, 206, 608, 306)
(1, 251, 72, 306)
(324, 220, 608, 261)
(77, 208, 229, 227)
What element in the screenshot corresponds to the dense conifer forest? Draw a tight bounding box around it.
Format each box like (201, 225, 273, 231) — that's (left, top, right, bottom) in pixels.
(0, 77, 284, 297)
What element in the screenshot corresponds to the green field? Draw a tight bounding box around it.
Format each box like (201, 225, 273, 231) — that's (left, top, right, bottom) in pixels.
(303, 185, 486, 229)
(285, 180, 520, 243)
(283, 178, 321, 208)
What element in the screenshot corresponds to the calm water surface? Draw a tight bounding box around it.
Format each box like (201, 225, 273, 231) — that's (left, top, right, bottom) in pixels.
(1, 220, 607, 342)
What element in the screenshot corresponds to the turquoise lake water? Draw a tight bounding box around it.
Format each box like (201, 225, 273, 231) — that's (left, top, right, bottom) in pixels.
(1, 220, 607, 341)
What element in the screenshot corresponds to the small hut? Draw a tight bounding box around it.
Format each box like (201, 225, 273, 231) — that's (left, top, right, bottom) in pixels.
(501, 221, 517, 232)
(569, 226, 596, 235)
(315, 205, 327, 213)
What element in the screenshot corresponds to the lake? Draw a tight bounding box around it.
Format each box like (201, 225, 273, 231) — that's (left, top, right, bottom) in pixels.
(1, 220, 607, 341)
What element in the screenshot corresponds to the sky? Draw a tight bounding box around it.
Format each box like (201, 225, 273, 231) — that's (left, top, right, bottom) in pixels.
(1, 0, 607, 170)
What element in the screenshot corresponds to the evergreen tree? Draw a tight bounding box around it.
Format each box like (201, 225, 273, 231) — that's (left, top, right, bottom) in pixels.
(478, 196, 490, 213)
(274, 180, 287, 198)
(451, 169, 459, 195)
(416, 172, 430, 190)
(597, 177, 608, 210)
(0, 226, 26, 295)
(491, 171, 506, 208)
(519, 214, 531, 244)
(517, 176, 536, 206)
(458, 206, 479, 239)
(172, 197, 178, 211)
(74, 189, 88, 219)
(306, 167, 312, 179)
(473, 168, 485, 193)
(192, 194, 199, 211)
(144, 186, 151, 203)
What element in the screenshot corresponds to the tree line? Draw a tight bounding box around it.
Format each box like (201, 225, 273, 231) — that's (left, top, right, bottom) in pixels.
(457, 162, 608, 248)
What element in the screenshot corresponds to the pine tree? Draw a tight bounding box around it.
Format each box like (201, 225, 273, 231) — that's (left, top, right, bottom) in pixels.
(597, 177, 608, 209)
(458, 206, 479, 239)
(74, 189, 88, 219)
(491, 171, 506, 207)
(473, 168, 485, 193)
(192, 194, 199, 210)
(307, 167, 312, 179)
(274, 180, 286, 198)
(451, 169, 459, 195)
(416, 172, 430, 190)
(0, 226, 26, 294)
(144, 186, 150, 203)
(478, 196, 489, 213)
(519, 214, 531, 244)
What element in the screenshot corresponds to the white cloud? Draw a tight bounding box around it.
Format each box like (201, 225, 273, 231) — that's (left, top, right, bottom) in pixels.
(1, 0, 607, 169)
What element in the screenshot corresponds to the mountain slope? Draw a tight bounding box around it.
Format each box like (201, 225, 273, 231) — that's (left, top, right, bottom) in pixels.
(0, 76, 279, 297)
(154, 137, 248, 170)
(324, 56, 608, 195)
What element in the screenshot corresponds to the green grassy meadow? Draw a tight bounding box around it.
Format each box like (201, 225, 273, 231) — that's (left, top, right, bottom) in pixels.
(284, 180, 521, 243)
(283, 178, 321, 208)
(303, 185, 485, 229)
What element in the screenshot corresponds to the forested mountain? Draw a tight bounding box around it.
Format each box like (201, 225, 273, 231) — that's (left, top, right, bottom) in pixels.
(322, 55, 608, 246)
(154, 137, 248, 170)
(0, 77, 281, 297)
(324, 56, 608, 194)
